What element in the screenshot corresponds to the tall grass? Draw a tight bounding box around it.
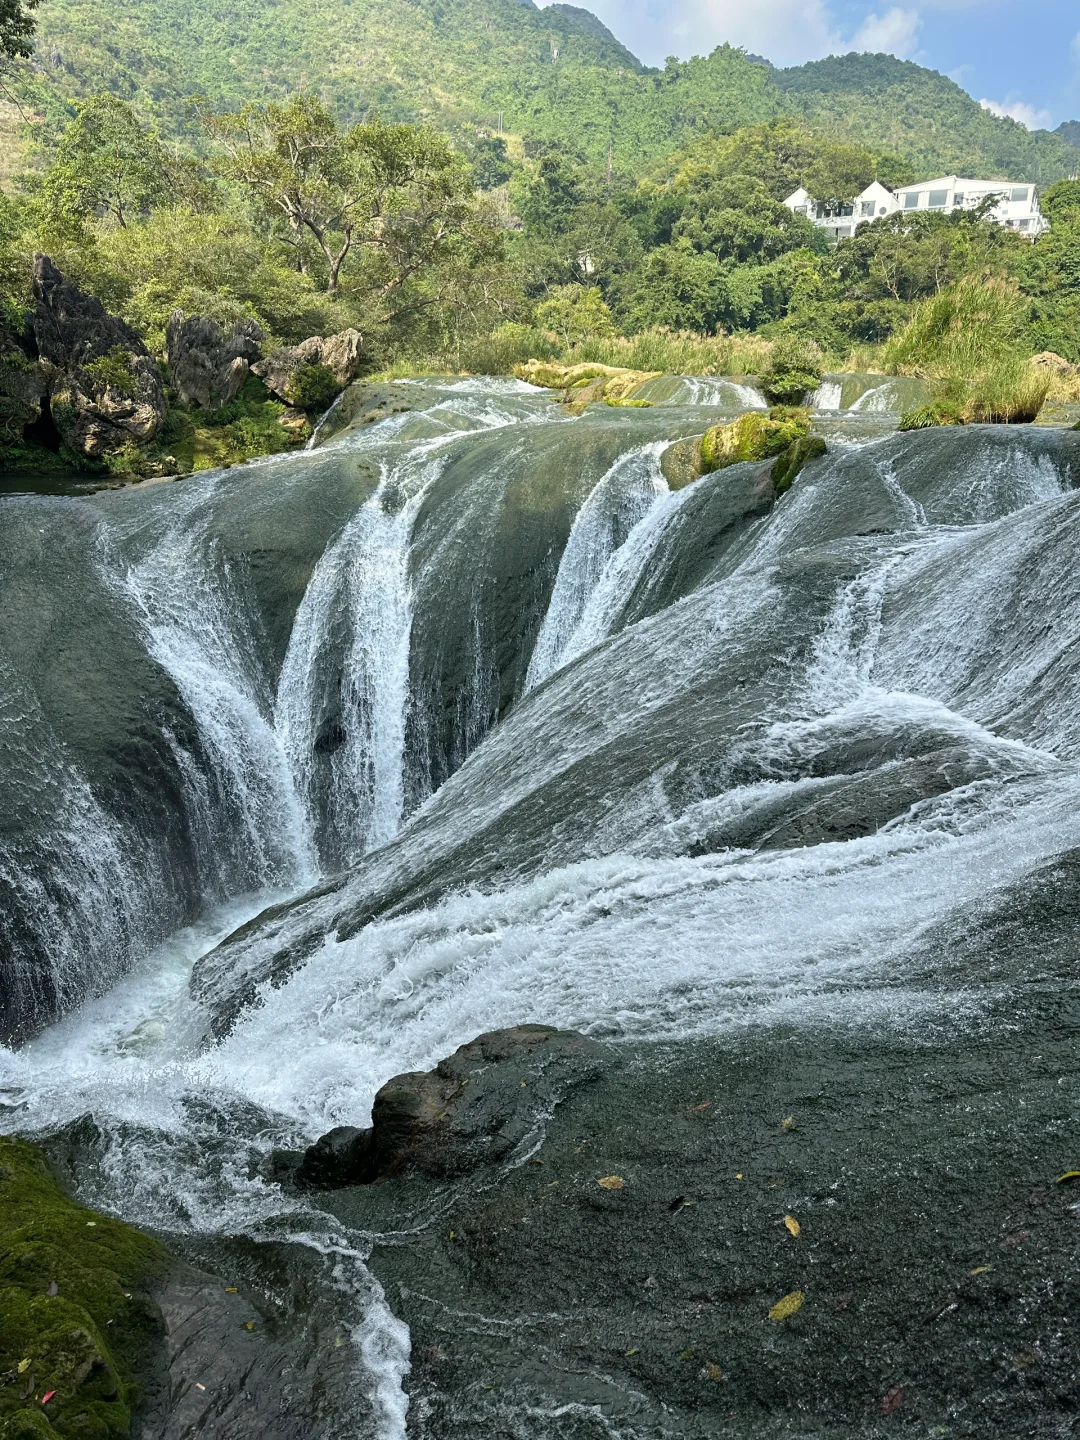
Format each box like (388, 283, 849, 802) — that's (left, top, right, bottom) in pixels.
(368, 324, 776, 382)
(885, 274, 1049, 424)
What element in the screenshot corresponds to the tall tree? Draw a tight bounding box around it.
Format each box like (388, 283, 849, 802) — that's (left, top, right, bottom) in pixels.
(204, 95, 482, 299)
(43, 95, 175, 229)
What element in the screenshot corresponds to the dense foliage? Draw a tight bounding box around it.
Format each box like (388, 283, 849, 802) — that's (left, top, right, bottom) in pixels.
(4, 0, 1077, 181)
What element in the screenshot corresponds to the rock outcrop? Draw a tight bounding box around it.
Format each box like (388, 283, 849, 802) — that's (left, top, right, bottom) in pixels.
(252, 329, 363, 407)
(164, 311, 265, 410)
(292, 1025, 608, 1188)
(514, 360, 659, 412)
(700, 406, 813, 475)
(31, 254, 167, 458)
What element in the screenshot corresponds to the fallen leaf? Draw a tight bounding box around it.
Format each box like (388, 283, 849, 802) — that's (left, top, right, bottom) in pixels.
(881, 1384, 903, 1415)
(41, 1391, 55, 1406)
(781, 1116, 794, 1130)
(85, 1221, 96, 1227)
(784, 1215, 801, 1237)
(735, 1173, 744, 1181)
(224, 1287, 238, 1294)
(17, 1360, 30, 1375)
(334, 1336, 343, 1349)
(970, 1266, 993, 1276)
(195, 1383, 206, 1392)
(690, 1102, 712, 1112)
(243, 1321, 255, 1331)
(1057, 1171, 1080, 1185)
(769, 1290, 805, 1321)
(598, 1176, 625, 1190)
(705, 1362, 724, 1381)
(625, 1348, 639, 1357)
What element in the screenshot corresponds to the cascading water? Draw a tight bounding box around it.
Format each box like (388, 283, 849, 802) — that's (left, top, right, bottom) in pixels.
(3, 377, 1080, 1437)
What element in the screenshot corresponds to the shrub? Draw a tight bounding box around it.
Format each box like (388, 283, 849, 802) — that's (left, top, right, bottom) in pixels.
(289, 361, 341, 411)
(761, 335, 824, 405)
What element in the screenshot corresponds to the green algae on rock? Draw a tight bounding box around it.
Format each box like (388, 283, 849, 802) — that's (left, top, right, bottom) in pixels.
(0, 1137, 167, 1440)
(772, 433, 828, 492)
(699, 407, 812, 475)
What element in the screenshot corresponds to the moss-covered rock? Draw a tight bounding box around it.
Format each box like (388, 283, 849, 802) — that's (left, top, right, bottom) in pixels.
(514, 360, 660, 411)
(772, 433, 827, 492)
(699, 406, 812, 474)
(0, 1137, 168, 1440)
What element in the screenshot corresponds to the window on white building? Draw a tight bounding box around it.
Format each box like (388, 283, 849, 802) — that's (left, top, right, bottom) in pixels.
(1011, 187, 1030, 203)
(860, 201, 875, 216)
(1018, 219, 1030, 230)
(904, 193, 921, 209)
(954, 193, 965, 206)
(928, 190, 949, 208)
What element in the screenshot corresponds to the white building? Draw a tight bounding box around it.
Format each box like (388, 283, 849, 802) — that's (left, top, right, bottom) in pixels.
(784, 175, 1049, 242)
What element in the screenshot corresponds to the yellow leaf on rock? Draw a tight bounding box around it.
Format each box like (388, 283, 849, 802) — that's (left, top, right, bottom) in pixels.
(769, 1290, 806, 1321)
(705, 1362, 724, 1381)
(781, 1116, 794, 1130)
(784, 1215, 801, 1237)
(17, 1360, 30, 1374)
(970, 1266, 993, 1276)
(598, 1176, 625, 1190)
(1057, 1171, 1080, 1184)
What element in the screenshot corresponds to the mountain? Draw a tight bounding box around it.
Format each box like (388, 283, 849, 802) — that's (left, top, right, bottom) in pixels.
(1055, 120, 1080, 149)
(16, 0, 1080, 182)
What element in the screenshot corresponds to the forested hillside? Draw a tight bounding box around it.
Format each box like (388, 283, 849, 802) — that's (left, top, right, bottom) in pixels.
(14, 0, 1079, 181)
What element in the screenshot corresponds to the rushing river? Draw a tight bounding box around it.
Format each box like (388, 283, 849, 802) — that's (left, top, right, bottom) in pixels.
(1, 376, 1079, 1436)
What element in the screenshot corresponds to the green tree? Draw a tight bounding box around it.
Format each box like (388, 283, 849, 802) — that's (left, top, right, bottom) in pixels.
(1, 0, 36, 62)
(205, 94, 481, 298)
(535, 284, 616, 346)
(42, 95, 177, 230)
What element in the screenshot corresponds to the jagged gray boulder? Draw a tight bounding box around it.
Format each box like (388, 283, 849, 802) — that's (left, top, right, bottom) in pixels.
(252, 328, 363, 406)
(164, 310, 265, 410)
(31, 254, 167, 458)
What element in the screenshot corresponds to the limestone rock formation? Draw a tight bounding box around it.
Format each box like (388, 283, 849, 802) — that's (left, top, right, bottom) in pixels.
(31, 254, 167, 458)
(292, 1024, 608, 1188)
(252, 329, 363, 407)
(164, 311, 265, 410)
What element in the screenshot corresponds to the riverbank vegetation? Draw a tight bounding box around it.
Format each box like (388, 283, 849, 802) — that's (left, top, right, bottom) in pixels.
(2, 0, 1080, 474)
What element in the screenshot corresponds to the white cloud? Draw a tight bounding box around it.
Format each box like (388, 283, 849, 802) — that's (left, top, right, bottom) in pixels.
(851, 8, 922, 59)
(979, 96, 1054, 130)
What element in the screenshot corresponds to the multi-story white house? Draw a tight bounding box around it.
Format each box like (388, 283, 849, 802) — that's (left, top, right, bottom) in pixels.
(784, 176, 1049, 242)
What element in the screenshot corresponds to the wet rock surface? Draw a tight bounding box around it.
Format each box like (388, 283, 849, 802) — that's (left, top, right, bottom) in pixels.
(163, 311, 264, 411)
(322, 858, 1080, 1437)
(29, 255, 167, 459)
(291, 1025, 609, 1188)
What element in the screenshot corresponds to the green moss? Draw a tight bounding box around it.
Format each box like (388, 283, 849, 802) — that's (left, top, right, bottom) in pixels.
(603, 397, 651, 408)
(699, 405, 812, 474)
(0, 1136, 168, 1440)
(772, 433, 827, 492)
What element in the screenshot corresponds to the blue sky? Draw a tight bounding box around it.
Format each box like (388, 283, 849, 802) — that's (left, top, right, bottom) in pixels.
(536, 0, 1079, 130)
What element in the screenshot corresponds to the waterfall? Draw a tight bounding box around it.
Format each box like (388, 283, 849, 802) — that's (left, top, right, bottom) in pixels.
(526, 443, 673, 689)
(118, 500, 318, 891)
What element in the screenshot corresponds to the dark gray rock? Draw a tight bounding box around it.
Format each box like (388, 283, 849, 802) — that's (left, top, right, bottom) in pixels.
(31, 254, 167, 457)
(294, 1025, 609, 1188)
(164, 310, 265, 410)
